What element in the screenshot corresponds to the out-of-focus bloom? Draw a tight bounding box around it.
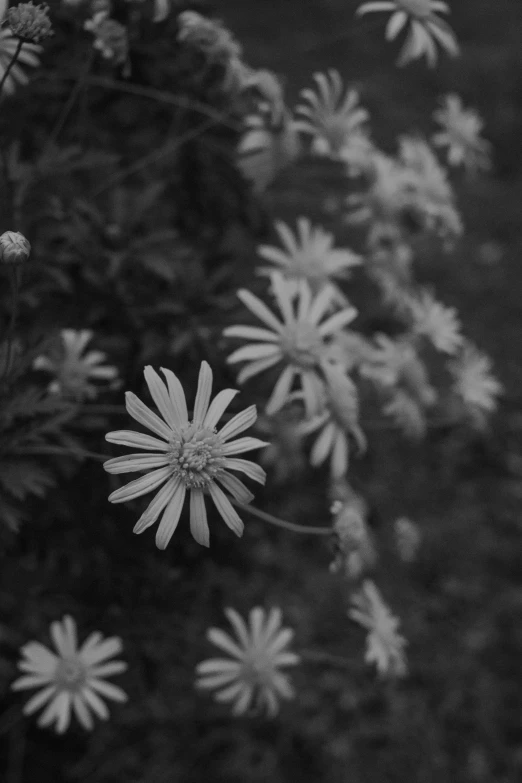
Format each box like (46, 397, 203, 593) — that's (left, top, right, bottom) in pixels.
(356, 0, 459, 68)
(238, 111, 301, 193)
(84, 12, 129, 68)
(330, 489, 376, 580)
(432, 93, 491, 172)
(0, 230, 30, 264)
(294, 69, 370, 158)
(242, 68, 285, 125)
(196, 607, 300, 716)
(224, 273, 358, 418)
(11, 615, 127, 733)
(407, 289, 463, 354)
(448, 341, 502, 423)
(7, 2, 53, 43)
(257, 218, 361, 300)
(326, 329, 374, 374)
(394, 516, 421, 562)
(349, 580, 407, 677)
(33, 329, 119, 401)
(177, 10, 244, 90)
(0, 28, 41, 95)
(104, 362, 267, 549)
(256, 408, 306, 484)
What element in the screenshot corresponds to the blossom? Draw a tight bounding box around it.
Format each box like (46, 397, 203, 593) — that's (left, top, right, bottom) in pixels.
(257, 218, 361, 300)
(7, 2, 53, 43)
(196, 607, 300, 716)
(448, 341, 502, 422)
(224, 273, 358, 418)
(356, 0, 459, 68)
(330, 491, 376, 580)
(349, 580, 407, 677)
(176, 11, 244, 90)
(432, 93, 491, 172)
(104, 362, 267, 549)
(0, 230, 30, 264)
(407, 289, 463, 354)
(238, 111, 300, 193)
(11, 615, 127, 733)
(33, 329, 119, 400)
(0, 28, 41, 95)
(293, 69, 370, 158)
(84, 12, 129, 68)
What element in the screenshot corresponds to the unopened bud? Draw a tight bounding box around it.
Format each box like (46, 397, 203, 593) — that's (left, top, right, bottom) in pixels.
(0, 231, 31, 265)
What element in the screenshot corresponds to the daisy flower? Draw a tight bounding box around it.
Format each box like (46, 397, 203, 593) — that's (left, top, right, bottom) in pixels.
(448, 341, 502, 422)
(432, 94, 491, 172)
(104, 362, 267, 549)
(0, 28, 41, 96)
(196, 607, 300, 717)
(355, 0, 459, 68)
(224, 273, 358, 418)
(349, 580, 407, 677)
(294, 69, 370, 158)
(257, 217, 361, 300)
(33, 329, 119, 401)
(407, 289, 463, 354)
(11, 615, 127, 733)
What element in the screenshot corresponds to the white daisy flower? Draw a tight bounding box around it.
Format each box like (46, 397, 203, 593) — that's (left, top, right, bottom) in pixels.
(104, 361, 267, 549)
(448, 341, 502, 422)
(355, 0, 459, 68)
(33, 329, 119, 401)
(0, 28, 41, 96)
(407, 289, 463, 354)
(294, 69, 370, 158)
(224, 273, 358, 418)
(349, 580, 407, 677)
(11, 615, 127, 733)
(196, 607, 300, 717)
(257, 217, 361, 300)
(432, 93, 491, 172)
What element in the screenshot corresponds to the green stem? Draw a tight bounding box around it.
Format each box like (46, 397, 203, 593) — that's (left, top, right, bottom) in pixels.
(0, 39, 23, 97)
(233, 500, 331, 536)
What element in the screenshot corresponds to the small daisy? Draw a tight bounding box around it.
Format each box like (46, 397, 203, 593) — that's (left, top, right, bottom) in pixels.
(33, 329, 119, 401)
(294, 69, 370, 157)
(104, 362, 267, 549)
(432, 94, 491, 172)
(257, 217, 361, 300)
(356, 0, 459, 68)
(196, 607, 300, 717)
(11, 615, 127, 733)
(407, 289, 463, 354)
(349, 580, 407, 677)
(224, 273, 358, 418)
(0, 28, 41, 96)
(448, 341, 502, 422)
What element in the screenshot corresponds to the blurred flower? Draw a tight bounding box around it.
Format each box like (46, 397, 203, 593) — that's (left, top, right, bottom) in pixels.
(330, 489, 376, 581)
(407, 289, 463, 354)
(104, 362, 267, 549)
(0, 28, 41, 95)
(394, 516, 421, 561)
(84, 12, 129, 69)
(224, 273, 357, 417)
(0, 230, 30, 264)
(432, 94, 491, 172)
(349, 580, 407, 677)
(257, 217, 361, 301)
(294, 69, 370, 158)
(33, 329, 118, 401)
(256, 408, 306, 484)
(237, 111, 300, 193)
(196, 607, 299, 716)
(177, 10, 244, 90)
(356, 0, 459, 67)
(11, 615, 127, 733)
(448, 341, 502, 423)
(7, 2, 53, 43)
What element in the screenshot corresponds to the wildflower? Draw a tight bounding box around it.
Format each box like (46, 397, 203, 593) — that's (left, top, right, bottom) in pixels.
(84, 12, 129, 68)
(347, 150, 416, 227)
(11, 615, 127, 733)
(355, 0, 459, 68)
(0, 28, 41, 95)
(394, 516, 421, 562)
(432, 93, 491, 172)
(294, 69, 370, 158)
(383, 389, 427, 437)
(238, 111, 300, 193)
(448, 341, 502, 423)
(104, 362, 267, 549)
(349, 580, 407, 677)
(177, 11, 244, 90)
(330, 491, 376, 580)
(0, 230, 30, 264)
(7, 3, 53, 43)
(257, 218, 361, 300)
(224, 273, 358, 417)
(196, 607, 299, 716)
(407, 289, 463, 354)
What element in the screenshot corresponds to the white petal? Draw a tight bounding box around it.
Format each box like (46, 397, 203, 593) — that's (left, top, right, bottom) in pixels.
(11, 674, 54, 691)
(73, 694, 94, 730)
(22, 685, 57, 715)
(227, 342, 281, 364)
(265, 366, 295, 415)
(218, 405, 257, 441)
(19, 642, 58, 674)
(237, 289, 285, 334)
(133, 478, 180, 535)
(105, 430, 169, 451)
(318, 307, 357, 336)
(88, 678, 127, 703)
(224, 325, 280, 343)
(108, 466, 171, 503)
(207, 628, 244, 659)
(208, 483, 244, 537)
(81, 687, 109, 720)
(160, 368, 189, 428)
(196, 658, 242, 675)
(237, 353, 281, 384)
(103, 453, 169, 474)
(203, 389, 238, 429)
(222, 458, 266, 485)
(193, 361, 213, 424)
(89, 661, 127, 678)
(217, 472, 254, 504)
(310, 421, 336, 466)
(125, 392, 173, 441)
(224, 608, 251, 648)
(189, 489, 210, 547)
(80, 637, 122, 666)
(155, 481, 186, 549)
(221, 437, 269, 456)
(144, 366, 182, 431)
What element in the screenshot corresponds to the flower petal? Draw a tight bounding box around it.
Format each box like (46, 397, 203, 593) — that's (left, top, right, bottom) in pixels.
(193, 361, 213, 424)
(189, 489, 210, 547)
(103, 453, 169, 475)
(133, 478, 180, 535)
(80, 637, 123, 666)
(208, 483, 244, 537)
(207, 628, 244, 659)
(222, 458, 266, 485)
(237, 289, 285, 334)
(221, 437, 269, 456)
(73, 693, 94, 730)
(22, 685, 57, 715)
(161, 368, 189, 428)
(105, 430, 169, 452)
(125, 392, 173, 441)
(144, 366, 182, 431)
(155, 481, 186, 550)
(217, 471, 254, 504)
(204, 389, 238, 430)
(108, 466, 171, 504)
(218, 405, 257, 442)
(88, 679, 127, 703)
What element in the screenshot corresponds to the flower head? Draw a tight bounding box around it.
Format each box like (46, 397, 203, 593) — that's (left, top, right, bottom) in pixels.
(84, 12, 129, 67)
(7, 2, 53, 43)
(330, 491, 376, 580)
(196, 607, 300, 716)
(238, 111, 301, 193)
(104, 362, 267, 549)
(224, 273, 358, 418)
(11, 615, 127, 733)
(448, 341, 502, 424)
(432, 94, 491, 172)
(349, 580, 407, 677)
(407, 289, 463, 354)
(33, 329, 119, 401)
(0, 230, 30, 264)
(0, 28, 41, 95)
(356, 0, 459, 67)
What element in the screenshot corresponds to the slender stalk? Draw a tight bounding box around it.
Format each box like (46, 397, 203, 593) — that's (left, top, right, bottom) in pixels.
(44, 49, 95, 153)
(232, 500, 331, 536)
(2, 266, 20, 379)
(0, 39, 23, 96)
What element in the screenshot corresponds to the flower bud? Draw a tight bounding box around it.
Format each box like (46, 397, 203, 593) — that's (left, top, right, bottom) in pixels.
(0, 231, 31, 265)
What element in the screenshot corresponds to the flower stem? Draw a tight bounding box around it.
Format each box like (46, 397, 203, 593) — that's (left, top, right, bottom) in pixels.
(44, 48, 95, 153)
(0, 39, 23, 97)
(232, 501, 331, 536)
(1, 266, 20, 379)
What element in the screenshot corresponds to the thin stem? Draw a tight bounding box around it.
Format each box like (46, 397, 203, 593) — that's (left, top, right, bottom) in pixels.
(0, 39, 23, 96)
(233, 500, 331, 536)
(12, 445, 107, 461)
(44, 49, 95, 153)
(2, 266, 20, 379)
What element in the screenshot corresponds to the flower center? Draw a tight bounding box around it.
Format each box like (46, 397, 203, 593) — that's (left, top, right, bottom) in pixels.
(397, 0, 432, 18)
(55, 657, 86, 691)
(281, 323, 323, 368)
(168, 424, 226, 488)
